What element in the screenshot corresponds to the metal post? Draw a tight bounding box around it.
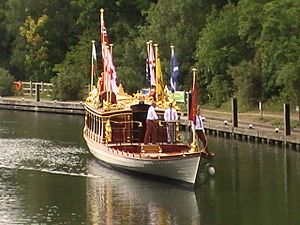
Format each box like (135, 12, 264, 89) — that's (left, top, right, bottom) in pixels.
(232, 97, 238, 127)
(284, 103, 291, 136)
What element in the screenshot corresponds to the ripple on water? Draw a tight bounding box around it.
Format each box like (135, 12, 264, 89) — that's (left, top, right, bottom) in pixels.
(0, 138, 87, 174)
(0, 138, 88, 224)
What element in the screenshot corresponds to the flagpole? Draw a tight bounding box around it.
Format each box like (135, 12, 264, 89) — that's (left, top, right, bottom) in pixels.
(192, 68, 197, 89)
(146, 41, 150, 88)
(109, 44, 113, 102)
(100, 9, 104, 40)
(106, 45, 110, 102)
(91, 40, 96, 91)
(192, 68, 197, 144)
(109, 44, 113, 55)
(170, 45, 175, 92)
(170, 45, 175, 57)
(154, 43, 158, 101)
(149, 40, 155, 87)
(100, 8, 109, 102)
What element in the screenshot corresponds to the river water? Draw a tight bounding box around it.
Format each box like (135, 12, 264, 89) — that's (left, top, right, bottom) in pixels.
(0, 110, 300, 225)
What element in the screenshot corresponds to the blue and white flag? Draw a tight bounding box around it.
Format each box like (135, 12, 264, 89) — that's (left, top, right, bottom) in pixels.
(170, 54, 179, 92)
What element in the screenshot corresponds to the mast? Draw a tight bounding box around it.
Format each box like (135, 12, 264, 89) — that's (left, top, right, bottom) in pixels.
(191, 68, 197, 144)
(109, 44, 113, 102)
(100, 8, 108, 102)
(90, 40, 96, 91)
(154, 43, 158, 101)
(149, 40, 156, 87)
(146, 41, 150, 88)
(170, 45, 175, 92)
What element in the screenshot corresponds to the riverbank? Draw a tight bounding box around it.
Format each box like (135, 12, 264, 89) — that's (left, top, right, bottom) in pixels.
(0, 97, 84, 115)
(0, 96, 299, 149)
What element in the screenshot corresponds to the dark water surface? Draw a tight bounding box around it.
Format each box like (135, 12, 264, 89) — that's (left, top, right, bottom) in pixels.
(0, 110, 300, 225)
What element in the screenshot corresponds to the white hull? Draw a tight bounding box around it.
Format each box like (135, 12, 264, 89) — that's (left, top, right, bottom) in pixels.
(84, 135, 201, 184)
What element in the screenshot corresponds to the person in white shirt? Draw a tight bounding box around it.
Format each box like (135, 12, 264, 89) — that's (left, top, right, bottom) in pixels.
(144, 101, 158, 144)
(195, 107, 214, 156)
(164, 102, 178, 143)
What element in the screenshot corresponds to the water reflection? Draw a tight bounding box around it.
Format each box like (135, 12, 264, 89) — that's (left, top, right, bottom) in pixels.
(208, 137, 300, 225)
(86, 158, 200, 225)
(1, 110, 300, 225)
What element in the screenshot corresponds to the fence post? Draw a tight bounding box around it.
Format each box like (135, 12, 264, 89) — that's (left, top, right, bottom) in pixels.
(30, 81, 33, 96)
(284, 103, 291, 136)
(35, 83, 40, 102)
(232, 97, 238, 127)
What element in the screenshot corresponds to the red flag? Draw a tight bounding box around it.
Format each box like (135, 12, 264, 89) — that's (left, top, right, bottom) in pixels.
(99, 10, 118, 97)
(148, 42, 156, 86)
(106, 48, 118, 95)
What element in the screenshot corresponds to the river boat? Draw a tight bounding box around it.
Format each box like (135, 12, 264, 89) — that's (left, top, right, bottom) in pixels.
(83, 88, 215, 185)
(82, 9, 214, 186)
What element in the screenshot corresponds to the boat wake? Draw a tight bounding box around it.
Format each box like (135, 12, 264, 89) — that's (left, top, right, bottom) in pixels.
(0, 138, 91, 178)
(0, 164, 101, 179)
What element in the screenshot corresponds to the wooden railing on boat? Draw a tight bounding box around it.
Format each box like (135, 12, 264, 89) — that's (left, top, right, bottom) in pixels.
(84, 120, 179, 146)
(84, 107, 183, 146)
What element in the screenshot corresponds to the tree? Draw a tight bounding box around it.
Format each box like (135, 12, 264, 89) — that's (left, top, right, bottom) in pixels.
(5, 0, 83, 81)
(138, 0, 222, 91)
(256, 0, 300, 100)
(207, 75, 233, 107)
(0, 67, 14, 96)
(229, 52, 263, 108)
(51, 32, 92, 100)
(0, 0, 11, 69)
(195, 3, 252, 105)
(277, 63, 300, 105)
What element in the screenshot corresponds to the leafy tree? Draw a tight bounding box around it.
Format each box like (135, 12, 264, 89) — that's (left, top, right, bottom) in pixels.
(256, 0, 300, 100)
(207, 74, 233, 107)
(277, 63, 300, 105)
(0, 67, 14, 96)
(0, 0, 11, 69)
(138, 0, 221, 90)
(237, 0, 266, 47)
(229, 52, 263, 108)
(5, 0, 83, 81)
(51, 32, 92, 100)
(19, 15, 50, 81)
(195, 3, 252, 104)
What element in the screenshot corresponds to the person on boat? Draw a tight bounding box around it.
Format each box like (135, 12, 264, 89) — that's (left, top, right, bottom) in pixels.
(195, 107, 214, 156)
(144, 101, 158, 145)
(164, 102, 178, 144)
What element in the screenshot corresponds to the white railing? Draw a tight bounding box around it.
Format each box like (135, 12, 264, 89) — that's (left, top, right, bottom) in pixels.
(14, 81, 53, 96)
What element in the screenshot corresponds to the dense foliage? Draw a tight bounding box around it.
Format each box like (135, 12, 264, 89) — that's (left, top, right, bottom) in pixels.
(0, 0, 299, 106)
(0, 67, 14, 96)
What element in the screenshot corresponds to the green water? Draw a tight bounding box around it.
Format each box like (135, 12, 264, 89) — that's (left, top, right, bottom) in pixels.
(0, 110, 300, 225)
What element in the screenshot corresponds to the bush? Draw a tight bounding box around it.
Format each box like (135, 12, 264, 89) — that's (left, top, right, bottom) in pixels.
(51, 73, 87, 101)
(207, 75, 233, 108)
(0, 67, 14, 96)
